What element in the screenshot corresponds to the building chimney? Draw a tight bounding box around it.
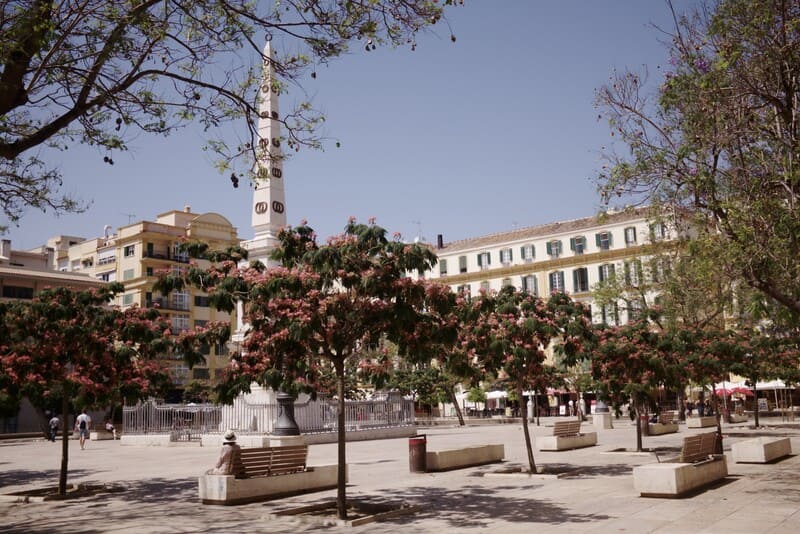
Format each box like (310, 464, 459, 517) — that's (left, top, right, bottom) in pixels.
(45, 247, 55, 268)
(184, 205, 191, 213)
(436, 234, 444, 249)
(0, 238, 10, 260)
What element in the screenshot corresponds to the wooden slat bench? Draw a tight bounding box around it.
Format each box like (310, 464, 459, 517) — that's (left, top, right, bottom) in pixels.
(648, 411, 679, 435)
(729, 405, 748, 423)
(537, 420, 597, 451)
(658, 411, 677, 425)
(676, 432, 717, 463)
(634, 432, 727, 497)
(552, 420, 582, 437)
(233, 445, 307, 478)
(199, 443, 340, 505)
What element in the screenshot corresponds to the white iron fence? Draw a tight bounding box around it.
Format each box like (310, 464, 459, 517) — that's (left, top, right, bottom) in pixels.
(123, 395, 414, 441)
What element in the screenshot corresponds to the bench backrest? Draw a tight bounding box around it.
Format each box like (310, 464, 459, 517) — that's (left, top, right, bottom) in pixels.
(658, 411, 676, 425)
(233, 444, 308, 479)
(679, 432, 717, 463)
(552, 420, 582, 437)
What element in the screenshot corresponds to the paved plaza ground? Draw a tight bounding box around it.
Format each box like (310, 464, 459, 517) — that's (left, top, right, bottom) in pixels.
(1, 415, 799, 533)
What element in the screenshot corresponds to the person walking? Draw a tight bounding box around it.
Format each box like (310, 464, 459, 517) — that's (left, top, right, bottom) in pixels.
(75, 409, 91, 450)
(48, 415, 60, 442)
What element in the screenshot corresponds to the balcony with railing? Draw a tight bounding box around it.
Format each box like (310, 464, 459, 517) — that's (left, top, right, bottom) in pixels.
(146, 297, 190, 311)
(142, 248, 190, 263)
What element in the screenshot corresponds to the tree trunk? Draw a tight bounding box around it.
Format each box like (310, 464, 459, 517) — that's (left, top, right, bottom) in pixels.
(518, 384, 537, 473)
(335, 359, 347, 520)
(634, 399, 643, 453)
(59, 395, 69, 495)
(534, 389, 540, 426)
(449, 387, 465, 426)
(711, 386, 724, 454)
(752, 380, 760, 428)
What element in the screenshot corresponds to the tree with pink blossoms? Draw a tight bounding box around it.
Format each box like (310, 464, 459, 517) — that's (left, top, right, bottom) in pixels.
(0, 284, 219, 495)
(729, 330, 800, 428)
(591, 316, 683, 452)
(467, 287, 592, 473)
(162, 219, 450, 520)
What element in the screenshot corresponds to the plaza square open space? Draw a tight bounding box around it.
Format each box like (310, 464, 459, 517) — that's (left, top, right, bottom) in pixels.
(1, 417, 799, 533)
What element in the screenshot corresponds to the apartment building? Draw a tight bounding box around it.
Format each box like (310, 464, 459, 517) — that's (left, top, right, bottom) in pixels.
(427, 207, 674, 325)
(1, 238, 103, 301)
(1, 239, 107, 433)
(44, 206, 240, 387)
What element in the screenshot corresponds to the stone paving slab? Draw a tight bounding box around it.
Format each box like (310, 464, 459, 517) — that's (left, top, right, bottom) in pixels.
(0, 416, 799, 532)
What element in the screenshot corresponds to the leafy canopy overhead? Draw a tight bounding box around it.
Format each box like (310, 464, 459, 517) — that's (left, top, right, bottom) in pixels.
(596, 0, 800, 317)
(0, 0, 460, 230)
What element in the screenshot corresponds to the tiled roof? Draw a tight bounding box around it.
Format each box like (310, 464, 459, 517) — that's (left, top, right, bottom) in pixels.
(438, 207, 650, 252)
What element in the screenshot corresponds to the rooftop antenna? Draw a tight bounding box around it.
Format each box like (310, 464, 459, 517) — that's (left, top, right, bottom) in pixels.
(121, 213, 136, 224)
(512, 220, 519, 230)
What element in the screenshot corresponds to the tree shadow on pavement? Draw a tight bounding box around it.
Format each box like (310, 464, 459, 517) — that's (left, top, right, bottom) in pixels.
(88, 477, 198, 505)
(568, 463, 633, 478)
(373, 484, 612, 528)
(0, 468, 94, 490)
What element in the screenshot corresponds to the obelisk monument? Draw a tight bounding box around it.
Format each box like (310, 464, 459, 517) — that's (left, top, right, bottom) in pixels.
(243, 40, 286, 266)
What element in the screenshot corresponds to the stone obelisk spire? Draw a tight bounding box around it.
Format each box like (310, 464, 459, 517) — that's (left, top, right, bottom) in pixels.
(246, 40, 286, 265)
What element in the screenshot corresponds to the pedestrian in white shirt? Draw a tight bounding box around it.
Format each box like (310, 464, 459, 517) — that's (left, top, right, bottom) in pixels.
(75, 410, 91, 450)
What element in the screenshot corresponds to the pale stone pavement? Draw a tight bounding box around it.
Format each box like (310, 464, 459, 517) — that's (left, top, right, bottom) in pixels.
(1, 416, 798, 533)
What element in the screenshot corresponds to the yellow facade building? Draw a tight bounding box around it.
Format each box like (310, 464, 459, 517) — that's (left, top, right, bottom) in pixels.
(41, 206, 239, 388)
(427, 207, 673, 325)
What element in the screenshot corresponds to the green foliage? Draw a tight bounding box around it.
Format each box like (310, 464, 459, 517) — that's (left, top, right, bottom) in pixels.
(596, 0, 800, 319)
(591, 320, 681, 410)
(464, 287, 593, 471)
(0, 284, 220, 494)
(383, 364, 453, 408)
(163, 219, 454, 519)
(466, 386, 486, 404)
(182, 380, 215, 404)
(0, 1, 459, 231)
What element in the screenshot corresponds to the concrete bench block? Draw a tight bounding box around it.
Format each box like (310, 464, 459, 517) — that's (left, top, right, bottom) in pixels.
(648, 423, 679, 435)
(425, 444, 504, 471)
(120, 434, 172, 446)
(199, 464, 342, 505)
(537, 432, 598, 451)
(729, 414, 748, 423)
(686, 416, 717, 428)
(89, 430, 116, 441)
(731, 437, 792, 463)
(633, 456, 728, 497)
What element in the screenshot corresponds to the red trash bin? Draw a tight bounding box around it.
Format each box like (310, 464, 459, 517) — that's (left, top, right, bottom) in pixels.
(408, 434, 427, 472)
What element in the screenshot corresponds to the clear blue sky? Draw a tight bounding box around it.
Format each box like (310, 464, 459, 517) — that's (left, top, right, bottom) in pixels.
(8, 1, 697, 250)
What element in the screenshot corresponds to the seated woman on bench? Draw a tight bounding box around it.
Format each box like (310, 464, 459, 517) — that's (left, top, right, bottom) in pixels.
(208, 430, 240, 475)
